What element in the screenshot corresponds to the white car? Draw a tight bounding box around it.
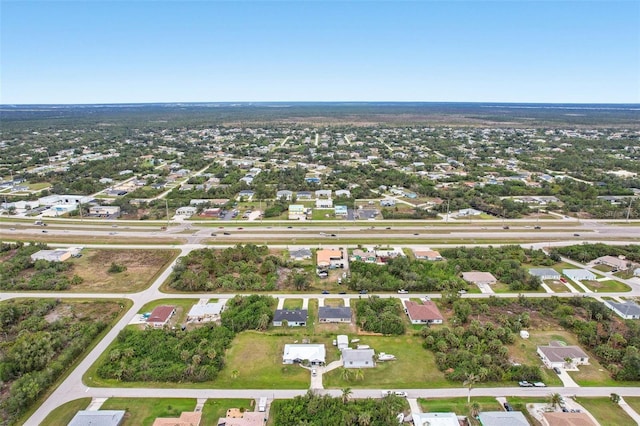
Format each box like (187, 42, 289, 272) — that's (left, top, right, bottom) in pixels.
(383, 390, 408, 397)
(397, 289, 408, 294)
(533, 382, 546, 387)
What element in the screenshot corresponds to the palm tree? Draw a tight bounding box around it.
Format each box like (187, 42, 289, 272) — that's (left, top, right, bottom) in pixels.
(231, 369, 239, 379)
(257, 313, 270, 331)
(341, 387, 352, 403)
(354, 368, 365, 381)
(341, 368, 353, 382)
(463, 373, 479, 404)
(469, 401, 481, 418)
(549, 392, 562, 409)
(358, 412, 372, 426)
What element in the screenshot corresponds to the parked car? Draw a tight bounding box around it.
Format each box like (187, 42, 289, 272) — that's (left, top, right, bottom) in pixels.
(534, 226, 541, 229)
(553, 367, 561, 374)
(503, 402, 513, 412)
(223, 232, 231, 235)
(397, 289, 409, 294)
(503, 226, 510, 229)
(533, 382, 546, 387)
(359, 290, 368, 294)
(574, 233, 580, 236)
(338, 291, 346, 295)
(311, 369, 317, 377)
(458, 289, 467, 294)
(393, 391, 408, 397)
(518, 381, 533, 387)
(322, 290, 330, 294)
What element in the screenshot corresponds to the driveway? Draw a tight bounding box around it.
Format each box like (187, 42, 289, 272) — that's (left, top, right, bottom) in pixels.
(557, 369, 579, 387)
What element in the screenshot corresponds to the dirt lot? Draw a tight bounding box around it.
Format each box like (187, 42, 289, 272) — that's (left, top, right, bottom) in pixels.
(67, 249, 178, 292)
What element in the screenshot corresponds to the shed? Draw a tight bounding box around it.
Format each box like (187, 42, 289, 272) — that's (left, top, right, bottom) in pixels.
(30, 250, 71, 263)
(336, 334, 349, 350)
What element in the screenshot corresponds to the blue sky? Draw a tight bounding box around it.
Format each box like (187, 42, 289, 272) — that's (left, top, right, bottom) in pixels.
(1, 1, 639, 104)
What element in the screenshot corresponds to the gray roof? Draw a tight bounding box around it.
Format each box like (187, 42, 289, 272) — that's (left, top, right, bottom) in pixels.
(342, 348, 375, 363)
(290, 248, 312, 258)
(68, 410, 126, 426)
(477, 411, 529, 426)
(609, 301, 640, 317)
(529, 268, 560, 277)
(538, 342, 589, 362)
(318, 306, 352, 320)
(274, 309, 308, 322)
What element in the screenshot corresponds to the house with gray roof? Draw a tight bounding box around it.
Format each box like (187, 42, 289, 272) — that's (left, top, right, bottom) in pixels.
(604, 300, 640, 320)
(477, 411, 528, 426)
(563, 269, 596, 281)
(273, 309, 308, 327)
(68, 410, 126, 426)
(529, 268, 561, 281)
(342, 348, 375, 368)
(537, 341, 589, 370)
(318, 306, 352, 323)
(289, 247, 312, 260)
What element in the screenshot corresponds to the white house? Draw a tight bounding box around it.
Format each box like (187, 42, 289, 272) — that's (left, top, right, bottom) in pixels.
(537, 341, 589, 370)
(288, 204, 306, 220)
(412, 412, 459, 426)
(176, 206, 198, 217)
(563, 269, 596, 281)
(282, 344, 326, 365)
(315, 198, 333, 208)
(342, 348, 375, 369)
(69, 410, 125, 426)
(276, 190, 293, 201)
(604, 301, 640, 320)
(529, 268, 561, 281)
(187, 301, 225, 322)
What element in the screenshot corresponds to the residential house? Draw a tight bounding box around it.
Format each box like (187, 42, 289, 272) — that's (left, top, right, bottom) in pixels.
(276, 190, 293, 201)
(335, 189, 351, 198)
(541, 412, 597, 426)
(529, 268, 561, 281)
(404, 300, 444, 325)
(176, 206, 198, 217)
(351, 248, 377, 263)
(478, 411, 528, 426)
(296, 191, 313, 199)
(69, 410, 126, 426)
(305, 177, 321, 184)
(216, 409, 265, 426)
(537, 341, 589, 369)
(289, 247, 312, 261)
(282, 344, 326, 365)
(152, 412, 202, 426)
(30, 250, 71, 263)
(380, 199, 396, 207)
(146, 305, 176, 328)
(334, 205, 348, 217)
(562, 269, 596, 281)
(593, 255, 632, 271)
(413, 249, 443, 261)
(342, 348, 375, 369)
(237, 190, 255, 201)
(604, 301, 640, 320)
(462, 271, 497, 286)
(315, 189, 332, 198)
(318, 307, 352, 323)
(412, 412, 459, 426)
(317, 249, 344, 269)
(273, 310, 308, 327)
(315, 198, 333, 208)
(187, 302, 225, 322)
(457, 208, 482, 216)
(288, 204, 306, 220)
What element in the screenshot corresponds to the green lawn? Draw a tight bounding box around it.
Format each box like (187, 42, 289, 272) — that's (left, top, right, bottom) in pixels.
(40, 398, 91, 426)
(100, 398, 196, 426)
(581, 279, 631, 293)
(544, 280, 573, 293)
(201, 399, 255, 425)
(624, 397, 640, 415)
(282, 298, 303, 309)
(419, 397, 502, 425)
(575, 397, 636, 426)
(324, 335, 451, 389)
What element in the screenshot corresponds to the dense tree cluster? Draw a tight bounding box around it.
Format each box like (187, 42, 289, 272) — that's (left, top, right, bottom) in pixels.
(354, 297, 406, 335)
(0, 299, 114, 425)
(0, 242, 82, 291)
(221, 295, 276, 333)
(440, 246, 548, 291)
(96, 325, 234, 382)
(168, 245, 289, 291)
(270, 391, 407, 426)
(552, 243, 640, 264)
(348, 256, 466, 293)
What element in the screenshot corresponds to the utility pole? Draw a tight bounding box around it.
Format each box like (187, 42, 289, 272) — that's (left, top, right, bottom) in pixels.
(626, 199, 633, 223)
(165, 199, 169, 228)
(446, 199, 450, 222)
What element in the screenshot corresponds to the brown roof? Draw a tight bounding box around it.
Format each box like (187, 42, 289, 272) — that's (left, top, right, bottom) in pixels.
(217, 411, 264, 426)
(405, 300, 443, 321)
(542, 412, 597, 426)
(147, 305, 175, 324)
(317, 249, 343, 267)
(152, 411, 201, 426)
(413, 250, 442, 259)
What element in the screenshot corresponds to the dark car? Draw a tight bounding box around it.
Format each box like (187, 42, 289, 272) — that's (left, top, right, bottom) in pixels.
(330, 234, 337, 237)
(338, 291, 346, 294)
(574, 233, 580, 236)
(553, 367, 561, 374)
(534, 226, 541, 229)
(503, 226, 510, 229)
(223, 232, 231, 235)
(503, 402, 513, 412)
(322, 290, 330, 294)
(359, 290, 368, 294)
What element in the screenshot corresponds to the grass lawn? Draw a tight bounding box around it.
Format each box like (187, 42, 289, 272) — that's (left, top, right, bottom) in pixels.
(567, 363, 640, 387)
(419, 397, 502, 425)
(575, 397, 636, 426)
(593, 264, 613, 272)
(544, 280, 573, 293)
(552, 262, 578, 274)
(282, 298, 303, 309)
(507, 331, 571, 387)
(324, 298, 344, 307)
(581, 279, 631, 293)
(100, 398, 196, 426)
(138, 298, 199, 326)
(312, 209, 336, 220)
(214, 331, 318, 389)
(27, 182, 51, 190)
(201, 399, 255, 425)
(66, 249, 178, 292)
(507, 396, 547, 426)
(40, 398, 91, 426)
(324, 335, 451, 389)
(624, 397, 640, 415)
